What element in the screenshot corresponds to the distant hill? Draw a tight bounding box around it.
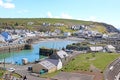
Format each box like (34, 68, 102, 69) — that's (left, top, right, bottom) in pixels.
(0, 18, 119, 33)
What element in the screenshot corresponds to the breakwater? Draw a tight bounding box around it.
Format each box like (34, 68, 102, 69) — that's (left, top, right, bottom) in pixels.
(0, 44, 32, 53)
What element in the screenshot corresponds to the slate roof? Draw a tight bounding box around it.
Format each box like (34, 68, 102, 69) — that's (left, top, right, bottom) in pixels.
(56, 50, 69, 58)
(39, 60, 56, 70)
(45, 58, 59, 66)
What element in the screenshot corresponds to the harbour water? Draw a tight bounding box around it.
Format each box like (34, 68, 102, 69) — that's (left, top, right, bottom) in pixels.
(0, 40, 76, 64)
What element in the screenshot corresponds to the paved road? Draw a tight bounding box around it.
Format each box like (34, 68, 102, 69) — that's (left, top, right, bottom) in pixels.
(0, 64, 46, 80)
(104, 58, 120, 80)
(54, 72, 94, 80)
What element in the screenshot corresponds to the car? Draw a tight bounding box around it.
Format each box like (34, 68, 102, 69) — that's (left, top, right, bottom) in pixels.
(109, 66, 114, 70)
(7, 68, 15, 72)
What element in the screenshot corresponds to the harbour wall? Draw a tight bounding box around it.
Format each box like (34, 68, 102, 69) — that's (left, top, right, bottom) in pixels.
(0, 44, 32, 53)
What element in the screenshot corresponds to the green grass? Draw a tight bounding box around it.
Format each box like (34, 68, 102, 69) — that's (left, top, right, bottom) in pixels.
(0, 70, 5, 77)
(57, 26, 75, 33)
(40, 53, 120, 78)
(62, 53, 120, 72)
(12, 73, 21, 78)
(90, 24, 108, 33)
(0, 18, 108, 33)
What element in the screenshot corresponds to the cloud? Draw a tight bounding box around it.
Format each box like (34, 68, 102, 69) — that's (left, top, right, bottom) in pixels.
(61, 13, 72, 19)
(17, 10, 29, 14)
(46, 12, 72, 19)
(47, 12, 53, 18)
(0, 0, 15, 9)
(88, 16, 97, 21)
(5, 0, 13, 2)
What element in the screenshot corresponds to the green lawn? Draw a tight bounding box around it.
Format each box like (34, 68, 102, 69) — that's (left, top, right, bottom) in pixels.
(0, 18, 107, 33)
(62, 53, 120, 72)
(40, 53, 120, 78)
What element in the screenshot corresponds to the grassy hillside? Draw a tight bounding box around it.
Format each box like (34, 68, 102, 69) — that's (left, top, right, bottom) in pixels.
(62, 53, 120, 72)
(0, 18, 119, 33)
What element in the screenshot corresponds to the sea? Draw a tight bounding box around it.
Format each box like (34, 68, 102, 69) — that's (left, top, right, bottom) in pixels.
(0, 40, 76, 65)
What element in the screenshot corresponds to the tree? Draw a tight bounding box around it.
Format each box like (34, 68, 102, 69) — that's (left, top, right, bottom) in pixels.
(14, 22, 18, 26)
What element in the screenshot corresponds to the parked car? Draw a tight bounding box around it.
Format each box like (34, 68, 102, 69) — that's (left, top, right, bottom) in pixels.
(7, 68, 15, 72)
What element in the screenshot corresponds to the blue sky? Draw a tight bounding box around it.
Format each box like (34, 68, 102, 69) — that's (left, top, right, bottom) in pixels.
(0, 0, 120, 28)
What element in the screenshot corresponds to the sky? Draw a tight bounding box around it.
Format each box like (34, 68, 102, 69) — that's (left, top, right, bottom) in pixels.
(0, 0, 120, 29)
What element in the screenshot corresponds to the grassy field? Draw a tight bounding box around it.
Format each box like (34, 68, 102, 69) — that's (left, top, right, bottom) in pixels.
(63, 53, 120, 72)
(0, 18, 109, 33)
(40, 53, 120, 78)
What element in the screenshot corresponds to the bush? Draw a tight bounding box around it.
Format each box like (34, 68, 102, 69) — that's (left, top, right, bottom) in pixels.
(86, 57, 89, 59)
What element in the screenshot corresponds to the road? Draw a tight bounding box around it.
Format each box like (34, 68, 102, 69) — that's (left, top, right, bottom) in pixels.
(0, 63, 47, 80)
(104, 58, 120, 80)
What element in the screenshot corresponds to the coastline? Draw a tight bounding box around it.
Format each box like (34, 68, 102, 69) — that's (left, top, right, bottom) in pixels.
(32, 37, 84, 44)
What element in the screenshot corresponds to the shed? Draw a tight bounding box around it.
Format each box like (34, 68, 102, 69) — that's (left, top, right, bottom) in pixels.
(32, 60, 57, 73)
(105, 45, 116, 53)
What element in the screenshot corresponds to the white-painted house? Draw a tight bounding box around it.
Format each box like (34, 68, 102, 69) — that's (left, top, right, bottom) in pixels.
(90, 46, 104, 52)
(50, 50, 69, 64)
(105, 45, 116, 53)
(64, 32, 71, 37)
(32, 60, 57, 73)
(0, 35, 5, 42)
(45, 58, 62, 70)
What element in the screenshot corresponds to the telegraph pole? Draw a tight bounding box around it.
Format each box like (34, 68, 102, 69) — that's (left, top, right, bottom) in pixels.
(4, 57, 5, 70)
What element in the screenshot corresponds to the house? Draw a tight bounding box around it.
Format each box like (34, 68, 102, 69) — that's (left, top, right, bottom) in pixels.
(105, 45, 116, 53)
(50, 50, 69, 64)
(102, 34, 108, 39)
(42, 23, 51, 26)
(27, 22, 34, 25)
(54, 23, 64, 27)
(0, 35, 5, 42)
(94, 33, 103, 39)
(11, 34, 20, 40)
(45, 58, 62, 70)
(32, 60, 57, 74)
(64, 32, 71, 37)
(1, 32, 12, 42)
(25, 32, 36, 37)
(90, 46, 104, 52)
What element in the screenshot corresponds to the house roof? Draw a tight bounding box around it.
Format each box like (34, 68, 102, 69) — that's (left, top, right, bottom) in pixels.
(45, 58, 59, 66)
(39, 60, 56, 70)
(106, 45, 115, 49)
(90, 46, 103, 51)
(56, 50, 69, 58)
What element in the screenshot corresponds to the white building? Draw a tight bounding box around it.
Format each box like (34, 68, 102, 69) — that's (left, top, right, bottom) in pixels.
(64, 32, 71, 37)
(45, 59, 62, 70)
(32, 60, 57, 73)
(90, 46, 104, 52)
(0, 35, 5, 42)
(105, 45, 116, 53)
(50, 50, 69, 64)
(25, 33, 36, 37)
